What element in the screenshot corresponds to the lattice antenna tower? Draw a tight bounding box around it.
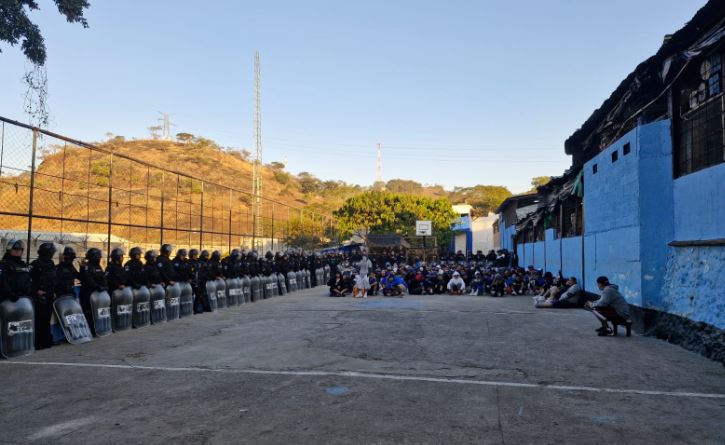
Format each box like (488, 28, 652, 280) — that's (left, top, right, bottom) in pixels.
(158, 112, 175, 140)
(252, 51, 264, 249)
(376, 142, 383, 183)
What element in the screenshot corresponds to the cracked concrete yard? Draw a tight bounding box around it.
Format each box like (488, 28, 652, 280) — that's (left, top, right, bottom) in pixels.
(1, 288, 724, 444)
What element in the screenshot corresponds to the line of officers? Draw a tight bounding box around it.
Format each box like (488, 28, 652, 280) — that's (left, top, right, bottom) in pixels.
(0, 238, 330, 354)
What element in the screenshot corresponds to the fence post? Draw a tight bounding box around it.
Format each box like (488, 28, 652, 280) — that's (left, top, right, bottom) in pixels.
(25, 129, 38, 263)
(106, 153, 114, 260)
(271, 202, 275, 252)
(228, 189, 232, 253)
(160, 172, 165, 247)
(199, 181, 204, 248)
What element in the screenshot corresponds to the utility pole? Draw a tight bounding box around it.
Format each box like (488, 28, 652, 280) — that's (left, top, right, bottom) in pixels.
(252, 51, 263, 251)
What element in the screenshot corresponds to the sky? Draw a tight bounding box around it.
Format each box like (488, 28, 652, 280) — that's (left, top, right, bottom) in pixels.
(0, 0, 707, 193)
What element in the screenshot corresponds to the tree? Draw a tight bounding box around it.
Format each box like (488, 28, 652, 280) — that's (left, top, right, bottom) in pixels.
(176, 132, 194, 144)
(148, 125, 162, 140)
(333, 190, 458, 247)
(298, 171, 322, 194)
(386, 179, 423, 195)
(530, 176, 551, 190)
(449, 185, 512, 216)
(0, 0, 90, 65)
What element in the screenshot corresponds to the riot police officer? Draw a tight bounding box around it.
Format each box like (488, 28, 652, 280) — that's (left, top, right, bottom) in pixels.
(0, 239, 31, 304)
(156, 244, 178, 286)
(55, 246, 79, 298)
(124, 247, 147, 289)
(106, 248, 128, 292)
(195, 250, 212, 312)
(209, 251, 224, 280)
(29, 242, 57, 349)
(144, 250, 163, 287)
(172, 249, 190, 283)
(79, 248, 107, 335)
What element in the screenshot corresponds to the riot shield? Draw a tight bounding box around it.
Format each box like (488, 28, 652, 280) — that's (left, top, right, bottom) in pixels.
(305, 270, 312, 289)
(251, 276, 261, 302)
(215, 278, 227, 308)
(225, 278, 238, 307)
(179, 282, 194, 317)
(287, 271, 297, 293)
(241, 276, 251, 304)
(149, 284, 167, 324)
(53, 295, 92, 345)
(90, 290, 112, 337)
(261, 276, 270, 299)
(132, 286, 151, 328)
(324, 264, 331, 285)
(205, 280, 218, 311)
(277, 273, 287, 295)
(165, 282, 181, 320)
(271, 277, 279, 297)
(111, 287, 134, 332)
(0, 297, 35, 358)
(295, 271, 303, 291)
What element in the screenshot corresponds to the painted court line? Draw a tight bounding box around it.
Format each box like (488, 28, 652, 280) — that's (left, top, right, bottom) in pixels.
(4, 360, 724, 400)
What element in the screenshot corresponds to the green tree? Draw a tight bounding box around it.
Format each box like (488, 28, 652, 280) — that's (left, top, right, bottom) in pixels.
(0, 0, 90, 65)
(176, 132, 194, 144)
(449, 185, 512, 216)
(385, 179, 423, 195)
(530, 176, 551, 190)
(298, 171, 322, 194)
(333, 190, 458, 246)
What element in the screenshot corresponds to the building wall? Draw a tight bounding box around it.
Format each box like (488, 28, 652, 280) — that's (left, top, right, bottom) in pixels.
(500, 222, 516, 252)
(659, 162, 725, 329)
(471, 214, 497, 253)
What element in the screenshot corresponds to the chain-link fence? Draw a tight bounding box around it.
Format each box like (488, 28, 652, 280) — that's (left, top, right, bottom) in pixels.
(0, 116, 335, 263)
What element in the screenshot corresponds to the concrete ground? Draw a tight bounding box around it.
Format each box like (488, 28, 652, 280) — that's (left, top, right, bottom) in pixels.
(1, 288, 724, 445)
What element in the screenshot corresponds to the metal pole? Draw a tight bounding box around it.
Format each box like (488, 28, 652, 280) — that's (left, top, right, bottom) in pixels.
(106, 153, 114, 260)
(199, 181, 204, 248)
(271, 203, 275, 252)
(26, 129, 38, 263)
(160, 172, 165, 247)
(228, 189, 232, 253)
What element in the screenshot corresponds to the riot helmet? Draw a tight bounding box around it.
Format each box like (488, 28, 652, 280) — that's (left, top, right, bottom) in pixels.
(110, 248, 124, 264)
(177, 248, 188, 259)
(5, 238, 25, 255)
(37, 242, 57, 260)
(211, 250, 221, 261)
(61, 246, 76, 262)
(129, 247, 143, 260)
(200, 250, 210, 261)
(189, 249, 199, 260)
(144, 250, 157, 263)
(86, 247, 103, 265)
(160, 244, 173, 256)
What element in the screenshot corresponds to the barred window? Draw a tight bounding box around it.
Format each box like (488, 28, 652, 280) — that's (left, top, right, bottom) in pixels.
(676, 48, 725, 177)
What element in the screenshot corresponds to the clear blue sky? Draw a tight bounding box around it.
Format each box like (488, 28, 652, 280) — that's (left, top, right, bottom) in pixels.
(0, 0, 706, 193)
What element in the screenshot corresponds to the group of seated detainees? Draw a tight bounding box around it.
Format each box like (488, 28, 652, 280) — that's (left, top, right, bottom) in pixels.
(326, 249, 632, 337)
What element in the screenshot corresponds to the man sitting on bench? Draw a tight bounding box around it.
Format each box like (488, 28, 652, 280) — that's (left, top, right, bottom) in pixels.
(585, 276, 631, 336)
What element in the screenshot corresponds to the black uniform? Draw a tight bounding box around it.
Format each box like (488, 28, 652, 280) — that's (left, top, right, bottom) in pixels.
(124, 258, 148, 289)
(79, 262, 107, 335)
(173, 256, 191, 283)
(55, 260, 79, 297)
(156, 255, 178, 285)
(106, 262, 128, 292)
(195, 258, 212, 312)
(0, 253, 31, 303)
(29, 257, 56, 349)
(144, 260, 163, 286)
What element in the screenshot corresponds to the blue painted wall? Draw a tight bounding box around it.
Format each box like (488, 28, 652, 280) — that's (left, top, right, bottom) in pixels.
(500, 222, 516, 251)
(672, 162, 725, 241)
(506, 120, 723, 329)
(660, 151, 725, 328)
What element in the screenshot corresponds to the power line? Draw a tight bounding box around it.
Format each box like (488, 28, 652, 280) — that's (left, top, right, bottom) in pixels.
(376, 142, 383, 183)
